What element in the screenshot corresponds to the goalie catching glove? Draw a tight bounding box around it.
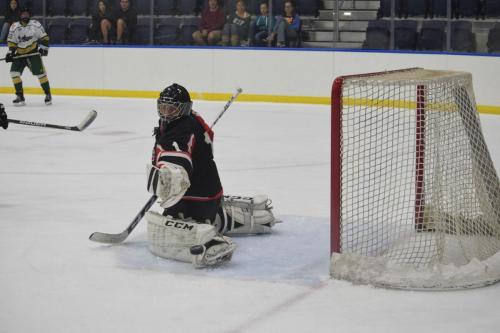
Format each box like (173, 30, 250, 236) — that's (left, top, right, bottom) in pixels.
(146, 211, 236, 268)
(147, 163, 190, 208)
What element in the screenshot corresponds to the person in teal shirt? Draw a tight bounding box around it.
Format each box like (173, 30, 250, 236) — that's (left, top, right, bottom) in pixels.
(247, 1, 274, 46)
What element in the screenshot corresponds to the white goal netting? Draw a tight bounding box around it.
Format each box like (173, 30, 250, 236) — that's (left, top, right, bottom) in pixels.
(330, 68, 500, 290)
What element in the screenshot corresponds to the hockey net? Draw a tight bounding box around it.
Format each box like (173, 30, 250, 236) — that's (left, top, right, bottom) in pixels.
(330, 68, 500, 290)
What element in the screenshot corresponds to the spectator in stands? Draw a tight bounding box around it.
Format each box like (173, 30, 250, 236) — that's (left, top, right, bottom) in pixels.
(89, 0, 114, 44)
(1, 0, 20, 43)
(247, 1, 274, 47)
(114, 0, 137, 44)
(192, 0, 225, 46)
(222, 0, 251, 46)
(268, 1, 301, 47)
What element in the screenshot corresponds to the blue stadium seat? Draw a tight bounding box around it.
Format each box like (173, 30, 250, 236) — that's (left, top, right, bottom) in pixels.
(179, 17, 199, 45)
(418, 20, 446, 50)
(134, 0, 151, 15)
(458, 0, 477, 17)
(48, 0, 67, 16)
(296, 0, 318, 15)
(67, 19, 90, 44)
(485, 0, 500, 17)
(451, 20, 476, 52)
(47, 19, 69, 43)
(26, 0, 44, 16)
(179, 0, 197, 15)
(154, 18, 180, 45)
(432, 0, 448, 17)
(155, 0, 176, 15)
(179, 24, 197, 45)
(394, 20, 418, 50)
(134, 24, 151, 45)
(487, 22, 500, 52)
(407, 0, 426, 16)
(363, 20, 390, 49)
(67, 0, 89, 16)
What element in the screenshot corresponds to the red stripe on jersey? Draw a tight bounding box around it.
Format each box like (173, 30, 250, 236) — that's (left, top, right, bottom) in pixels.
(154, 144, 192, 166)
(187, 134, 195, 155)
(182, 189, 223, 202)
(192, 111, 214, 141)
(159, 151, 192, 164)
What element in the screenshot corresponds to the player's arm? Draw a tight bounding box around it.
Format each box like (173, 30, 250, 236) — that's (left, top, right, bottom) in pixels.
(147, 131, 195, 208)
(37, 23, 49, 56)
(5, 25, 18, 62)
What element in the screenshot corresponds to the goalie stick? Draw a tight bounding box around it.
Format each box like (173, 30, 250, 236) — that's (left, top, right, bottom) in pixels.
(89, 88, 243, 244)
(211, 87, 242, 129)
(8, 110, 98, 131)
(89, 195, 158, 244)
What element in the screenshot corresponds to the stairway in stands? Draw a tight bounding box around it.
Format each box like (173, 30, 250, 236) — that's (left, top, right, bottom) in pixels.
(302, 0, 380, 48)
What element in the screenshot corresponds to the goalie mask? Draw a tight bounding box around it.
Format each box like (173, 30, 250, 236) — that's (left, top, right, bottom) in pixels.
(157, 83, 193, 124)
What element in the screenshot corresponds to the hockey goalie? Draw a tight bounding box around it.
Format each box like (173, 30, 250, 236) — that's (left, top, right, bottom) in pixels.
(146, 84, 278, 268)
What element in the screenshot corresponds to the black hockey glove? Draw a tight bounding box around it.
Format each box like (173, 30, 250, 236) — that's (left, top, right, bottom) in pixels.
(0, 104, 8, 130)
(5, 52, 15, 62)
(39, 47, 48, 56)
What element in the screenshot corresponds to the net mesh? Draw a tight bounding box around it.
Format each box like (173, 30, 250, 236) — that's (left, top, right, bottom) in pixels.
(330, 68, 500, 289)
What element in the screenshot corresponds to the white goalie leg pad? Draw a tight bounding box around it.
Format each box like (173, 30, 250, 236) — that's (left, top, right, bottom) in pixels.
(222, 195, 277, 235)
(146, 163, 190, 208)
(146, 210, 236, 268)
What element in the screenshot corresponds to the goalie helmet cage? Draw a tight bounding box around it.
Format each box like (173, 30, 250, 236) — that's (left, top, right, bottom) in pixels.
(330, 68, 500, 290)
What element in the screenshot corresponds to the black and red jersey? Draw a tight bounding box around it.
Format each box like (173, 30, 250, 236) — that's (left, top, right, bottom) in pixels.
(152, 111, 223, 202)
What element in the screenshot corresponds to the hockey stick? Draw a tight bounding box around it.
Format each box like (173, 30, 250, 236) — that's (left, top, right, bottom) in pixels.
(89, 195, 158, 244)
(0, 53, 41, 61)
(211, 87, 243, 128)
(89, 88, 243, 244)
(8, 110, 98, 131)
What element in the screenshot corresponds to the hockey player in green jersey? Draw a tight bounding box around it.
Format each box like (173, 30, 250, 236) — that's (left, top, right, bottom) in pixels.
(5, 6, 52, 106)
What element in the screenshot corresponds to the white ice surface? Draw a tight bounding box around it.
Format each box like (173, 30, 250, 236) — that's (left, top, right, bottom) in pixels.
(1, 95, 499, 333)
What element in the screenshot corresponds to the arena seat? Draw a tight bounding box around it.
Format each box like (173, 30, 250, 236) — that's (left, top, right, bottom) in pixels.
(418, 20, 446, 50)
(451, 20, 476, 52)
(487, 22, 500, 52)
(154, 18, 180, 45)
(47, 19, 69, 43)
(155, 0, 176, 15)
(363, 19, 390, 49)
(48, 0, 67, 16)
(394, 19, 418, 50)
(67, 19, 91, 44)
